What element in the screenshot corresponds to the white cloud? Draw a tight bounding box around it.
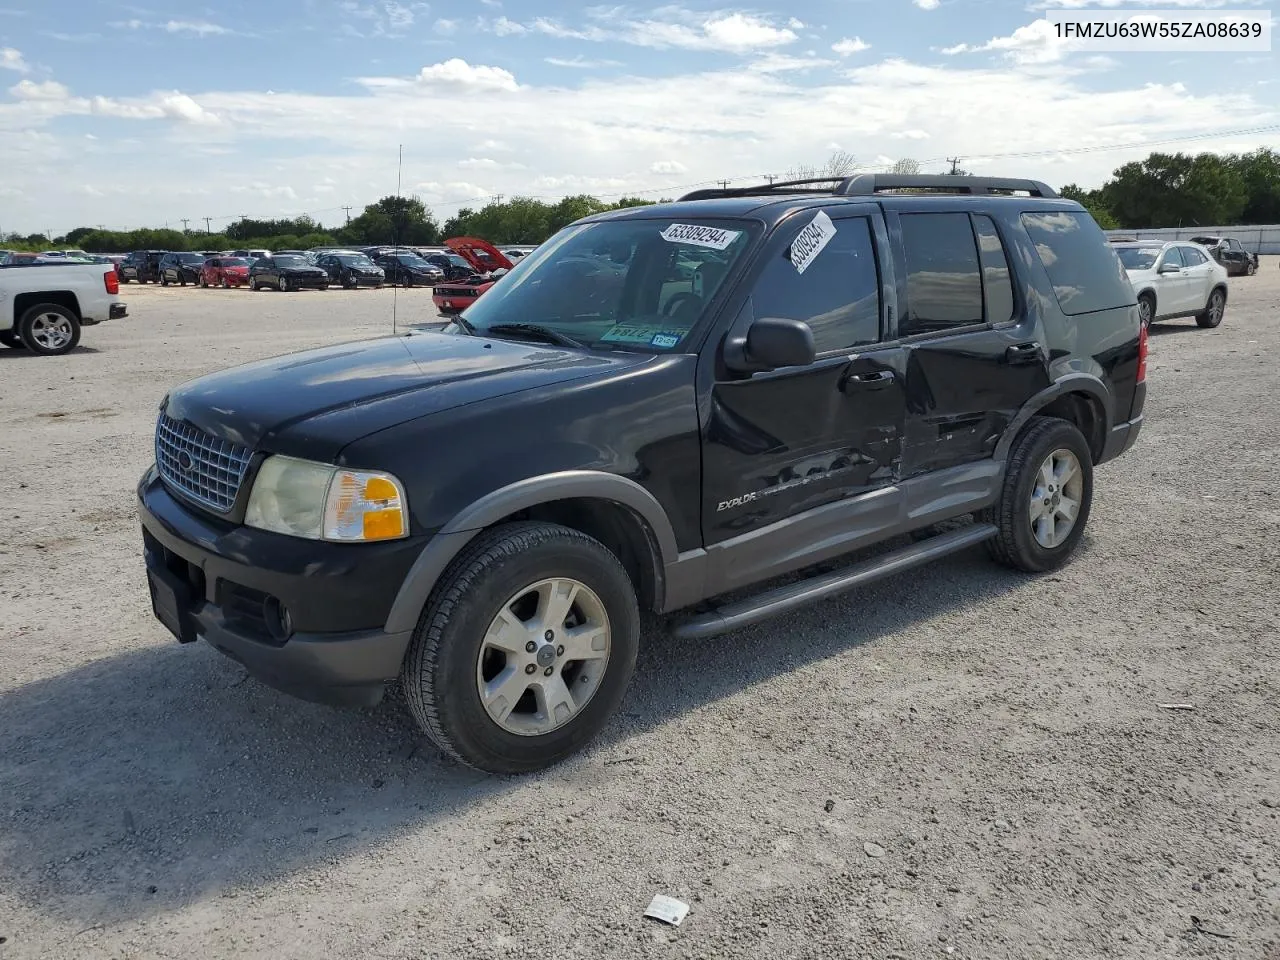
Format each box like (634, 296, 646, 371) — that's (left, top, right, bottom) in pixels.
(9, 78, 69, 100)
(88, 91, 221, 125)
(1036, 0, 1260, 6)
(1, 46, 28, 71)
(832, 37, 870, 55)
(915, 0, 941, 8)
(113, 18, 233, 36)
(435, 19, 458, 34)
(531, 9, 798, 52)
(457, 157, 526, 170)
(751, 53, 835, 72)
(545, 55, 622, 68)
(788, 17, 805, 28)
(4, 50, 1277, 232)
(492, 16, 525, 35)
(940, 19, 1073, 64)
(414, 59, 519, 92)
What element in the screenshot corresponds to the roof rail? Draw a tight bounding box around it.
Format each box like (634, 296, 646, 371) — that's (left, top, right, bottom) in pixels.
(678, 174, 1059, 202)
(835, 174, 1058, 197)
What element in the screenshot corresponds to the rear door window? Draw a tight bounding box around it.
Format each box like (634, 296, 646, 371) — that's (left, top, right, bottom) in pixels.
(970, 214, 1015, 325)
(898, 212, 984, 336)
(1020, 211, 1134, 316)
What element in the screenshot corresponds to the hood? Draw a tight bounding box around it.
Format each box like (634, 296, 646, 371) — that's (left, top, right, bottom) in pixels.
(223, 264, 249, 273)
(445, 236, 514, 275)
(162, 331, 648, 462)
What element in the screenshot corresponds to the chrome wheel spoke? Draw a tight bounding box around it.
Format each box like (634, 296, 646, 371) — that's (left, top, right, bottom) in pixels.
(1057, 495, 1080, 523)
(535, 674, 577, 726)
(536, 579, 580, 633)
(483, 667, 529, 723)
(561, 624, 609, 661)
(484, 608, 530, 656)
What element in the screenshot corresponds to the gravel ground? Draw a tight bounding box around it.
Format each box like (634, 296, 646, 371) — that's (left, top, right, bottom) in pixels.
(1, 269, 1278, 960)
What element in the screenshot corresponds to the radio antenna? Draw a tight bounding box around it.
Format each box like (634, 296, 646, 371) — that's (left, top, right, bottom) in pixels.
(392, 143, 402, 336)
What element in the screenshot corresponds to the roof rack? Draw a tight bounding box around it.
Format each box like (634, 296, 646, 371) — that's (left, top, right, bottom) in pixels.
(678, 174, 1059, 202)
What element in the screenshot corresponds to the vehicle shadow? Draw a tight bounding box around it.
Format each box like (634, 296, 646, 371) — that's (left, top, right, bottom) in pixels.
(0, 345, 103, 359)
(0, 533, 1057, 927)
(1147, 322, 1209, 337)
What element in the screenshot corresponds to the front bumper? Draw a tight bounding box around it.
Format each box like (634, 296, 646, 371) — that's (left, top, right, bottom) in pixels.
(137, 466, 424, 706)
(285, 274, 329, 289)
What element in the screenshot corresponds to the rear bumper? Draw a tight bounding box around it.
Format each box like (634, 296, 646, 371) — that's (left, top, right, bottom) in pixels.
(109, 303, 127, 319)
(1100, 414, 1143, 464)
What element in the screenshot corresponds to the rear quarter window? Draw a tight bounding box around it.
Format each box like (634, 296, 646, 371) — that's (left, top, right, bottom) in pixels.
(1020, 210, 1134, 316)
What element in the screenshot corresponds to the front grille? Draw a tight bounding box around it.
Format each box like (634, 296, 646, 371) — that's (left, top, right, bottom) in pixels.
(155, 413, 253, 514)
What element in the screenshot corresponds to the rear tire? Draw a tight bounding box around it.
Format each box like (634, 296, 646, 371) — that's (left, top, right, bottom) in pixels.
(982, 417, 1093, 573)
(401, 521, 641, 775)
(1196, 287, 1226, 328)
(1246, 261, 1257, 276)
(18, 304, 81, 356)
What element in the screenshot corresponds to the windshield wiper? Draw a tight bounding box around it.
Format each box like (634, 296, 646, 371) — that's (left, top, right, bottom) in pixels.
(485, 323, 586, 349)
(451, 314, 477, 335)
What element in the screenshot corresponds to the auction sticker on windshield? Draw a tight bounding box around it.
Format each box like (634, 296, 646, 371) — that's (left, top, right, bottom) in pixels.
(660, 223, 741, 250)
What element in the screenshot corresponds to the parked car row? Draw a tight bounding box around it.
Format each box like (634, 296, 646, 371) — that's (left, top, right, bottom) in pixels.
(104, 239, 523, 312)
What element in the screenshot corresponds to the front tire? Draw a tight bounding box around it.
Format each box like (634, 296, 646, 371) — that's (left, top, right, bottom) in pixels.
(402, 522, 641, 775)
(1196, 287, 1226, 328)
(1246, 261, 1257, 276)
(18, 304, 81, 356)
(982, 417, 1093, 573)
(1137, 292, 1155, 329)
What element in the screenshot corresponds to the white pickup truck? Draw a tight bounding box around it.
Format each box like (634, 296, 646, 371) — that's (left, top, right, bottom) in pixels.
(0, 262, 127, 355)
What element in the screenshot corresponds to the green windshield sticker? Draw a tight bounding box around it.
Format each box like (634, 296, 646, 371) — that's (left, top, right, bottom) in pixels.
(601, 324, 679, 344)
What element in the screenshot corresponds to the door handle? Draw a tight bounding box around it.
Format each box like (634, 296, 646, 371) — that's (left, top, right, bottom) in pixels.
(1005, 342, 1041, 364)
(841, 369, 896, 392)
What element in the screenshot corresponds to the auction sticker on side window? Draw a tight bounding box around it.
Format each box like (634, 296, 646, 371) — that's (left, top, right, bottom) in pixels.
(790, 211, 837, 275)
(660, 223, 741, 250)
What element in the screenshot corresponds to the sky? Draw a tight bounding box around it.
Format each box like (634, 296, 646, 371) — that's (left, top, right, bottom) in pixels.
(0, 0, 1277, 235)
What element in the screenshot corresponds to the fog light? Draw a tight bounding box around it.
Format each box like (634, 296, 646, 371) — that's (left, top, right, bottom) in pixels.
(263, 596, 294, 642)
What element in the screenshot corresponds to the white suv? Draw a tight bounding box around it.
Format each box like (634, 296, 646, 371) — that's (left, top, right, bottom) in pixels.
(1112, 240, 1228, 330)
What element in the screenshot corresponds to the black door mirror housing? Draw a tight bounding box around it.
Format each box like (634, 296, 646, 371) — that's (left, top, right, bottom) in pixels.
(725, 316, 816, 373)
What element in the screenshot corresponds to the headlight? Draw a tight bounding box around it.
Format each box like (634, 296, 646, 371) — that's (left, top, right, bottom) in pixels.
(244, 455, 409, 542)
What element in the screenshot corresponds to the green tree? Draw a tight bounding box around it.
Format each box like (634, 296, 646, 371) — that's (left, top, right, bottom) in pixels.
(1099, 152, 1247, 228)
(1229, 147, 1280, 224)
(342, 195, 439, 246)
(1059, 183, 1120, 229)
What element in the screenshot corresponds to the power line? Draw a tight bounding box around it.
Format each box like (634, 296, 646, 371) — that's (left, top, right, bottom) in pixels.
(180, 218, 190, 233)
(946, 157, 962, 175)
(342, 205, 352, 225)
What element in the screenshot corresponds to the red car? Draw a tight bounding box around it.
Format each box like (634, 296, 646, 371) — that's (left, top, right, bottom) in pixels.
(200, 256, 252, 288)
(431, 237, 514, 314)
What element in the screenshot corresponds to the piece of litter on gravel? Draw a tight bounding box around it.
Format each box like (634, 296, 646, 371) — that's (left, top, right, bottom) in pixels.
(1190, 915, 1232, 939)
(1159, 703, 1195, 710)
(644, 895, 690, 927)
(824, 799, 835, 813)
(864, 842, 886, 858)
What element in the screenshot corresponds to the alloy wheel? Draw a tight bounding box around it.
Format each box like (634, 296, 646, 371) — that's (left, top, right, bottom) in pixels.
(475, 578, 611, 736)
(29, 313, 73, 352)
(1029, 448, 1083, 549)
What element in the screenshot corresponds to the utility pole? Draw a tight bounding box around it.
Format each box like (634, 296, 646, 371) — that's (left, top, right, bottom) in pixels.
(203, 217, 212, 234)
(947, 156, 962, 175)
(718, 179, 731, 190)
(765, 174, 777, 184)
(181, 218, 190, 233)
(342, 205, 352, 225)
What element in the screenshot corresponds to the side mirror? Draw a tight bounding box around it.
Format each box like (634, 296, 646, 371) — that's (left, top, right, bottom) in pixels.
(727, 317, 815, 372)
(1159, 262, 1181, 274)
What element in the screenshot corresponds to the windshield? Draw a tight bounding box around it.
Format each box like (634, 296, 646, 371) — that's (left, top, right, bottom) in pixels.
(451, 217, 755, 352)
(222, 257, 250, 266)
(1116, 247, 1159, 270)
(396, 254, 428, 266)
(178, 254, 204, 263)
(274, 256, 308, 267)
(337, 255, 375, 266)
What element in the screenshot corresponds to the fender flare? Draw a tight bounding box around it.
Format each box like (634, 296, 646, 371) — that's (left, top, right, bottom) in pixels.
(382, 470, 680, 635)
(993, 373, 1113, 463)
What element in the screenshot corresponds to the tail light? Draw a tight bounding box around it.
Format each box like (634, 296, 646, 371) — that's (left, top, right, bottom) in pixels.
(1136, 320, 1148, 384)
(104, 269, 119, 295)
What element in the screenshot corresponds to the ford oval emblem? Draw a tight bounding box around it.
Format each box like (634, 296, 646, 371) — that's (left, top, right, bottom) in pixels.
(177, 450, 195, 472)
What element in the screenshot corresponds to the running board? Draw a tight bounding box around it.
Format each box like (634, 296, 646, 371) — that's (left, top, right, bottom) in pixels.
(670, 523, 998, 641)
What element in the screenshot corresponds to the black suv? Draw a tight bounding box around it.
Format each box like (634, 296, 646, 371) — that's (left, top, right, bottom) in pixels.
(1190, 235, 1260, 276)
(119, 250, 167, 283)
(137, 175, 1146, 775)
(159, 252, 207, 286)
